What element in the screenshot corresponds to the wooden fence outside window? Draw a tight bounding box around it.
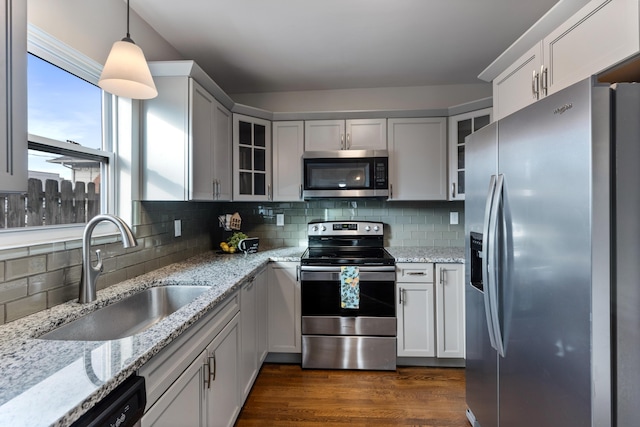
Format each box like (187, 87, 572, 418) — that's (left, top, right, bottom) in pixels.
(0, 178, 100, 229)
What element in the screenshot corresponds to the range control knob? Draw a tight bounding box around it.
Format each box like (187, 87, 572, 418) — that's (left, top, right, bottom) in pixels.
(365, 226, 371, 232)
(312, 225, 318, 232)
(321, 225, 327, 231)
(373, 225, 380, 232)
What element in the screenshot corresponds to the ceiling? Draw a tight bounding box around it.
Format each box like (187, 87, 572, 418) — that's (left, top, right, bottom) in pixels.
(131, 0, 561, 94)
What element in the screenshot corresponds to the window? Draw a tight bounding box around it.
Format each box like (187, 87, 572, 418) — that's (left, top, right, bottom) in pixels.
(0, 51, 113, 230)
(0, 24, 124, 249)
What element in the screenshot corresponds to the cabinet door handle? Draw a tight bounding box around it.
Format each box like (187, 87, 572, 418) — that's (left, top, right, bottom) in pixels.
(532, 69, 539, 100)
(268, 184, 272, 200)
(451, 183, 456, 198)
(204, 359, 211, 389)
(296, 265, 300, 282)
(390, 184, 393, 199)
(299, 184, 303, 200)
(541, 65, 548, 97)
(399, 288, 405, 305)
(340, 134, 345, 150)
(440, 268, 456, 285)
(346, 133, 351, 149)
(209, 354, 216, 382)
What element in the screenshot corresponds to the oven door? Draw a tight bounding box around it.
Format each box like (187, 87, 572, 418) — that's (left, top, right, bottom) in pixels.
(300, 265, 397, 370)
(300, 266, 396, 336)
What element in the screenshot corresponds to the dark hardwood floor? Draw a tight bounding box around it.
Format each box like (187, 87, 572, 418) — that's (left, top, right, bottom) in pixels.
(236, 364, 468, 427)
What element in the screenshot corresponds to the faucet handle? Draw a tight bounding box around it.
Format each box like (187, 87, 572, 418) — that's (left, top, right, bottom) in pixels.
(94, 249, 104, 273)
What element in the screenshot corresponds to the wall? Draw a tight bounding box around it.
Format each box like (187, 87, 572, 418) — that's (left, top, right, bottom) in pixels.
(215, 200, 465, 249)
(28, 0, 182, 64)
(0, 201, 215, 325)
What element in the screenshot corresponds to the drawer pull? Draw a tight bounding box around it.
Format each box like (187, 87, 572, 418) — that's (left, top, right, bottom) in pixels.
(407, 272, 426, 276)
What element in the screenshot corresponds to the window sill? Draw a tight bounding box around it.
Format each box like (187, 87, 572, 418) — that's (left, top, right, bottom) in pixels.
(0, 223, 124, 255)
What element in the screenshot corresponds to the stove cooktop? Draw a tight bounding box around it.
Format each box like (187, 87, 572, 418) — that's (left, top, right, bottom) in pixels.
(301, 247, 395, 266)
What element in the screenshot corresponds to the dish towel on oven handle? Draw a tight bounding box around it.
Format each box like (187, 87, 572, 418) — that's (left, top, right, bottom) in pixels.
(340, 266, 360, 309)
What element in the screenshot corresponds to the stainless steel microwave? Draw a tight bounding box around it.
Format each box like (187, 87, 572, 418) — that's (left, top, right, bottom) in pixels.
(302, 150, 389, 199)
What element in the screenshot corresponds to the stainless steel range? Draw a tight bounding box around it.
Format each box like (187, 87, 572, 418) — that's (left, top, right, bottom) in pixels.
(300, 220, 396, 370)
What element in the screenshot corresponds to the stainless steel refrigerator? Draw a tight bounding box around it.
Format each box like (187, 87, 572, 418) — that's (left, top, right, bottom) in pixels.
(464, 76, 640, 427)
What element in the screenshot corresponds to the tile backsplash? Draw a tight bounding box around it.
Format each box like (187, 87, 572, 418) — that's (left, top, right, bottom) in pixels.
(0, 198, 464, 324)
(0, 201, 215, 325)
(215, 200, 465, 249)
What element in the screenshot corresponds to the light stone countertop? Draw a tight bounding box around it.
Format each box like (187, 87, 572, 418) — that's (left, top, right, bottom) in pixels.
(0, 245, 463, 427)
(386, 246, 465, 263)
(0, 247, 304, 427)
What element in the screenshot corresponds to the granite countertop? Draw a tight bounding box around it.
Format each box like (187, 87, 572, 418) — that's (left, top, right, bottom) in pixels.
(0, 245, 462, 427)
(0, 247, 304, 427)
(386, 246, 465, 263)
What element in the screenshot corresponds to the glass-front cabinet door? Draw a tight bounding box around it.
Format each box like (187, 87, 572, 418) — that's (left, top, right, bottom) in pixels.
(448, 107, 491, 201)
(233, 114, 272, 201)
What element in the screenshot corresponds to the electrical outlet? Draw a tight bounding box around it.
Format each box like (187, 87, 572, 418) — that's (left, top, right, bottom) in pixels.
(174, 219, 182, 237)
(450, 212, 459, 225)
(276, 214, 285, 226)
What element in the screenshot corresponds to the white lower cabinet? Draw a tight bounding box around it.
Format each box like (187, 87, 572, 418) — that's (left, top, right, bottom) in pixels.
(267, 262, 301, 353)
(396, 263, 436, 357)
(140, 294, 240, 427)
(141, 348, 206, 426)
(205, 315, 241, 427)
(396, 262, 465, 359)
(435, 263, 465, 358)
(240, 267, 267, 403)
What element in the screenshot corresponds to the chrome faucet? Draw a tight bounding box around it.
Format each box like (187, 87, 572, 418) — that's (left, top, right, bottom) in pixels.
(79, 214, 138, 303)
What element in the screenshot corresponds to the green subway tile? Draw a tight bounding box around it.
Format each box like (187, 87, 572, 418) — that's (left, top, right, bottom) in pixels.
(28, 270, 65, 294)
(0, 279, 28, 303)
(6, 293, 47, 322)
(5, 256, 47, 281)
(48, 285, 78, 307)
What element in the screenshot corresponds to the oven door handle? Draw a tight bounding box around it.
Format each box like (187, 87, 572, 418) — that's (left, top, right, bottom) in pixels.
(300, 265, 396, 273)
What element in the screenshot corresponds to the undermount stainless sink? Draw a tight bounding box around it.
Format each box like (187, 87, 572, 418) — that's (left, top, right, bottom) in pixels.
(40, 286, 210, 341)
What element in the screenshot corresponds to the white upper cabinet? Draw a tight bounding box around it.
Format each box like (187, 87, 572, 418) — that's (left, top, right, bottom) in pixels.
(447, 108, 492, 201)
(0, 0, 27, 193)
(272, 121, 304, 201)
(346, 119, 387, 150)
(233, 114, 272, 201)
(387, 118, 447, 201)
(304, 118, 386, 151)
(493, 42, 544, 121)
(211, 100, 233, 201)
(493, 0, 640, 120)
(142, 75, 232, 201)
(543, 0, 639, 96)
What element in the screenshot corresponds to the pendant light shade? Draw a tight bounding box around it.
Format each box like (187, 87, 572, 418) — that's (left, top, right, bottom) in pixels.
(98, 0, 157, 99)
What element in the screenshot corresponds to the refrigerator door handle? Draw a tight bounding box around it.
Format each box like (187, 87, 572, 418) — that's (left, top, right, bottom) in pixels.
(488, 174, 506, 358)
(482, 175, 499, 351)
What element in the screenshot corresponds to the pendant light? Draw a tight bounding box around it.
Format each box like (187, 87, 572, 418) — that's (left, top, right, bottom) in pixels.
(98, 0, 158, 99)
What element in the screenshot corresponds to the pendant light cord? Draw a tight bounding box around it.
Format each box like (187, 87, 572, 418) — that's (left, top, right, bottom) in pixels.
(123, 0, 134, 43)
(126, 0, 131, 39)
